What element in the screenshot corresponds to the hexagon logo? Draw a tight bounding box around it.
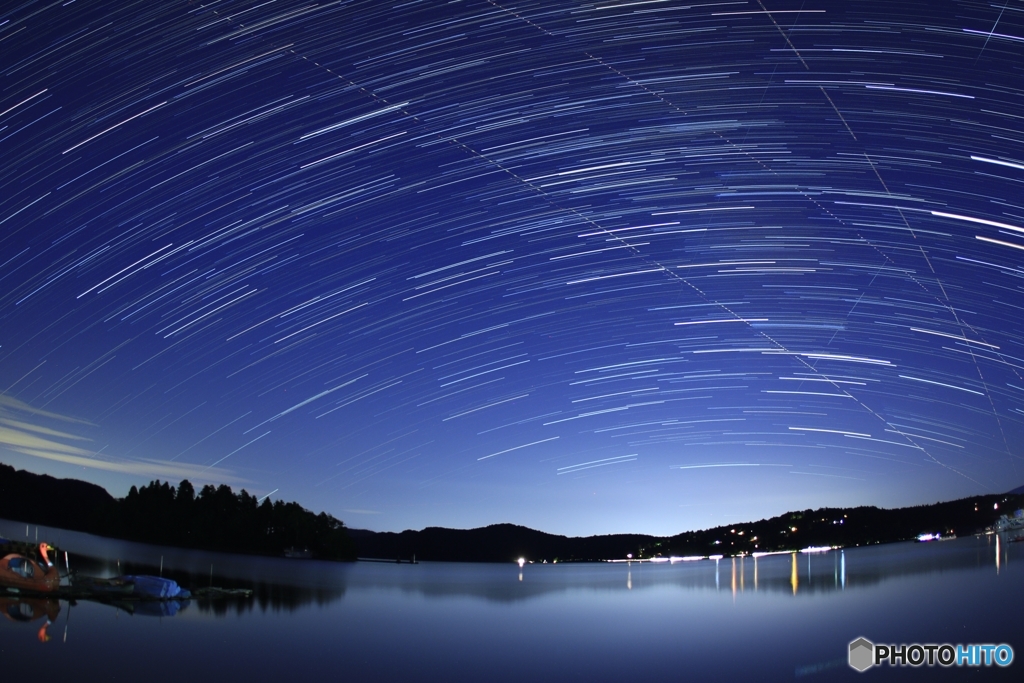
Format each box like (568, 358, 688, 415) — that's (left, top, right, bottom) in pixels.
(849, 637, 874, 672)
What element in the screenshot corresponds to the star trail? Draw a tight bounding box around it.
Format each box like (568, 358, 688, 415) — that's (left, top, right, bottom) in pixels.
(1, 0, 1023, 536)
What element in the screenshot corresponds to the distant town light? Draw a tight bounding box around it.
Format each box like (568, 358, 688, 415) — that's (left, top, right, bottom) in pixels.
(517, 557, 525, 568)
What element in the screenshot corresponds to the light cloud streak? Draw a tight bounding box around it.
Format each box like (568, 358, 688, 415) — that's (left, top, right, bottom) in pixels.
(0, 393, 244, 484)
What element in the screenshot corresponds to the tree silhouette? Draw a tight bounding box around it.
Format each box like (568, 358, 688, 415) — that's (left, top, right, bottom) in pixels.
(101, 479, 355, 560)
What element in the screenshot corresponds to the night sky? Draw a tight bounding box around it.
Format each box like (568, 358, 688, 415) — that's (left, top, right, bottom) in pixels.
(2, 0, 1023, 537)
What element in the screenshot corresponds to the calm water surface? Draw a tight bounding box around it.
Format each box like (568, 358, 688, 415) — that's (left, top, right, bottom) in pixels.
(2, 519, 1020, 682)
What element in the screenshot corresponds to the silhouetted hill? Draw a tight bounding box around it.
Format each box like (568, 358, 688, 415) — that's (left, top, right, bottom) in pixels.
(352, 492, 1024, 562)
(1007, 483, 1024, 495)
(0, 462, 114, 532)
(655, 495, 1022, 558)
(350, 523, 657, 562)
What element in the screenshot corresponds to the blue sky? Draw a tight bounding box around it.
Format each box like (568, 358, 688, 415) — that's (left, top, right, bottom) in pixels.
(1, 0, 1023, 536)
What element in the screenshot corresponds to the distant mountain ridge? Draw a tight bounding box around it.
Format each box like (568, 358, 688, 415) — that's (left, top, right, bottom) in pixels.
(3, 462, 1023, 562)
(348, 490, 1023, 562)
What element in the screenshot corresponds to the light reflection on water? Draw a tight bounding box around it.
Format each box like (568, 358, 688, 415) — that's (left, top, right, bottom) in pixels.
(2, 520, 1021, 681)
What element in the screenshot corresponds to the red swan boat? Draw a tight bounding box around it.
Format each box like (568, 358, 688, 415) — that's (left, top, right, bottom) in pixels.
(0, 541, 60, 593)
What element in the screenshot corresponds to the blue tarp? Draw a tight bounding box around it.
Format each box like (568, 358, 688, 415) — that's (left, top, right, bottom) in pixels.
(121, 575, 191, 599)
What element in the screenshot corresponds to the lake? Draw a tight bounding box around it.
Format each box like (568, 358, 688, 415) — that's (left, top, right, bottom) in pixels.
(2, 519, 1020, 681)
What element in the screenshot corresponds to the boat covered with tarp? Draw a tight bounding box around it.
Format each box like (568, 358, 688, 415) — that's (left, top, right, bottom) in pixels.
(75, 574, 191, 599)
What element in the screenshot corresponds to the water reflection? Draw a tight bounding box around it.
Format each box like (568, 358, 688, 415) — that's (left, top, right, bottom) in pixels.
(118, 598, 189, 617)
(1, 596, 59, 642)
(4, 519, 1024, 683)
(791, 552, 798, 595)
(4, 519, 1024, 608)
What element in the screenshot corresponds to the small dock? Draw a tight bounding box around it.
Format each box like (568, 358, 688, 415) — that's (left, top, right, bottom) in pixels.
(357, 557, 419, 564)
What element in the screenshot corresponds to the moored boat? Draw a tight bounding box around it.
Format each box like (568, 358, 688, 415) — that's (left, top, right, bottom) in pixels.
(73, 575, 135, 596)
(0, 540, 60, 593)
(74, 574, 190, 599)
